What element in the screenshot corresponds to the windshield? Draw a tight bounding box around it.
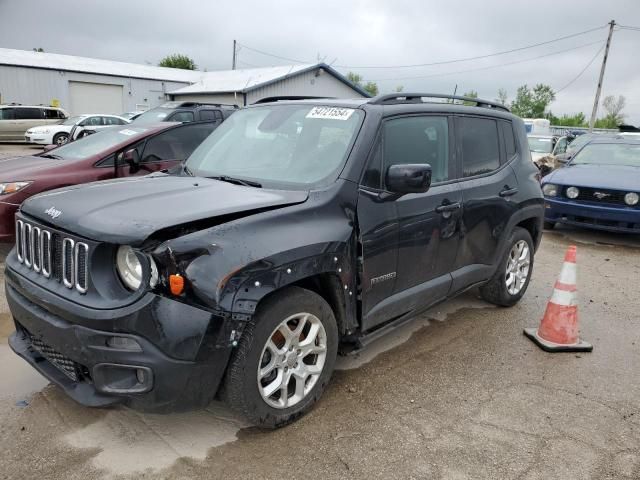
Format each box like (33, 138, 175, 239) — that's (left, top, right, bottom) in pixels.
(566, 134, 593, 153)
(62, 116, 83, 126)
(527, 136, 554, 153)
(133, 108, 172, 123)
(571, 143, 640, 167)
(45, 126, 148, 160)
(186, 105, 364, 188)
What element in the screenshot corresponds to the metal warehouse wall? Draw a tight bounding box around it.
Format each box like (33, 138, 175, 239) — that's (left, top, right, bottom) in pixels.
(246, 69, 364, 104)
(0, 65, 190, 113)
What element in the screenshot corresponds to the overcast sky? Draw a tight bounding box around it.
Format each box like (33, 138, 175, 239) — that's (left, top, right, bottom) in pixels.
(1, 0, 639, 123)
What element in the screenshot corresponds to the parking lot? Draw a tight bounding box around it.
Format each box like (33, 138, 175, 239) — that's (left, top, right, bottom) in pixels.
(0, 147, 638, 479)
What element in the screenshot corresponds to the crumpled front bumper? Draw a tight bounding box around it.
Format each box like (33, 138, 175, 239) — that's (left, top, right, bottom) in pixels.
(5, 269, 239, 412)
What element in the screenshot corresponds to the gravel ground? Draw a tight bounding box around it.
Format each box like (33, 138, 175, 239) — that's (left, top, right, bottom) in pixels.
(0, 143, 639, 479)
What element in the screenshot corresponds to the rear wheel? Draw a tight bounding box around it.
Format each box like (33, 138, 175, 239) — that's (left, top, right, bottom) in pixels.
(53, 132, 68, 146)
(222, 286, 338, 428)
(480, 227, 534, 307)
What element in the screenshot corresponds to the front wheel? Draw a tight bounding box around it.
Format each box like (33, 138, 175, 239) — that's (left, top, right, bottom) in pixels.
(222, 286, 338, 428)
(53, 132, 68, 146)
(480, 227, 534, 307)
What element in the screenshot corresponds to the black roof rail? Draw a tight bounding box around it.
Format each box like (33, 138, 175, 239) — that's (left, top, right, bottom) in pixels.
(253, 96, 337, 104)
(369, 93, 510, 112)
(176, 102, 239, 109)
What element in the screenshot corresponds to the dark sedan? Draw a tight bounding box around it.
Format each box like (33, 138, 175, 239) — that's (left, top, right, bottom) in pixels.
(0, 121, 216, 242)
(541, 136, 640, 233)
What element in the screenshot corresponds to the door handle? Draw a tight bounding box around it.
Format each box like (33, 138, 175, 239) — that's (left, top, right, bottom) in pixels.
(499, 187, 519, 197)
(435, 202, 461, 214)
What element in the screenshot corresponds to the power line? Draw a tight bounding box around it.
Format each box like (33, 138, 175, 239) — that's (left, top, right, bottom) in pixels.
(238, 25, 606, 70)
(555, 43, 606, 93)
(335, 25, 607, 69)
(368, 40, 605, 82)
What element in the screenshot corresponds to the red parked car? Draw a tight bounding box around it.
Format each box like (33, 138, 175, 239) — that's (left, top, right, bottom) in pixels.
(0, 121, 216, 242)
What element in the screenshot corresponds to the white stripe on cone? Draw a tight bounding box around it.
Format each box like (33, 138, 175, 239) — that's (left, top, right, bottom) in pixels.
(557, 262, 577, 285)
(550, 288, 577, 307)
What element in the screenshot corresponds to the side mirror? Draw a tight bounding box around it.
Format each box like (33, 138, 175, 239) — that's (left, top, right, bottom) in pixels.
(43, 144, 58, 152)
(386, 164, 432, 194)
(123, 148, 140, 171)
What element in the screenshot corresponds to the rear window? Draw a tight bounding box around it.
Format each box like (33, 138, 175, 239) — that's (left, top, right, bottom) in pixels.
(44, 109, 65, 119)
(459, 117, 501, 177)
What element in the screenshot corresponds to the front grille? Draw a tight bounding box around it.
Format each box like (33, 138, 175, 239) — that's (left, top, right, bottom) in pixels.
(567, 187, 636, 207)
(15, 218, 89, 293)
(28, 331, 81, 381)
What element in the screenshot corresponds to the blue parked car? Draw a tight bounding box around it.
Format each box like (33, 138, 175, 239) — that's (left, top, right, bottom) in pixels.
(541, 136, 640, 233)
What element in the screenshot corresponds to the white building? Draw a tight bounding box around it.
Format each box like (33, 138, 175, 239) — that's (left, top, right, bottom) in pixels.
(167, 64, 369, 106)
(0, 48, 367, 115)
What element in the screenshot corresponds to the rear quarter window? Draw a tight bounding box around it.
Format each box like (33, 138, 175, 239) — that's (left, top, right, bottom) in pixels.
(501, 121, 517, 160)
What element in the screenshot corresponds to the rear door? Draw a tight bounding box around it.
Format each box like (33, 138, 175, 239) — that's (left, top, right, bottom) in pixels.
(14, 107, 45, 139)
(451, 116, 519, 292)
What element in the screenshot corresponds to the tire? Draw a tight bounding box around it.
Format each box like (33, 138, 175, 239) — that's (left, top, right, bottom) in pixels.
(53, 132, 68, 146)
(479, 227, 534, 307)
(222, 286, 338, 428)
(544, 221, 556, 230)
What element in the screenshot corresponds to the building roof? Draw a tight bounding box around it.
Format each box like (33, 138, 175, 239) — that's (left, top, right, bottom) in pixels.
(168, 63, 369, 97)
(0, 47, 203, 83)
(0, 48, 369, 97)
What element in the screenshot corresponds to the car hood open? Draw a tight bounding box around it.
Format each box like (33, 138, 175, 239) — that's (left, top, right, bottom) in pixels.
(21, 174, 309, 245)
(546, 163, 640, 191)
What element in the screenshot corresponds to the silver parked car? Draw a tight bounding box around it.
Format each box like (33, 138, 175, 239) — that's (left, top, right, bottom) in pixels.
(0, 104, 68, 142)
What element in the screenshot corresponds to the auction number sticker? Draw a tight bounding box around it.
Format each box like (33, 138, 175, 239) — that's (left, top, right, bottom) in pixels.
(306, 106, 355, 121)
(119, 129, 138, 136)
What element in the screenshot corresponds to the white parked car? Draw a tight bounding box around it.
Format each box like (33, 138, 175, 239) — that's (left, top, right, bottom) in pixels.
(67, 114, 130, 142)
(25, 115, 84, 146)
(26, 114, 130, 146)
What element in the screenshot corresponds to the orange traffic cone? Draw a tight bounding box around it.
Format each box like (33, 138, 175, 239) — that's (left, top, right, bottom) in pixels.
(524, 245, 593, 352)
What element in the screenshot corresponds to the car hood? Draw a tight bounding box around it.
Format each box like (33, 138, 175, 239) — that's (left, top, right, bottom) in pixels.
(21, 174, 309, 245)
(0, 155, 65, 179)
(546, 163, 640, 191)
(27, 124, 67, 134)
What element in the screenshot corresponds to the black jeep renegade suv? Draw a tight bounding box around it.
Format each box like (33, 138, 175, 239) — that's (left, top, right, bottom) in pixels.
(7, 94, 543, 428)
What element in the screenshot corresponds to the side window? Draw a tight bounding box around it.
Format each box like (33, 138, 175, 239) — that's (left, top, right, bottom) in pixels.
(382, 116, 450, 185)
(114, 141, 145, 166)
(169, 111, 194, 123)
(104, 116, 125, 125)
(15, 108, 43, 120)
(0, 108, 15, 120)
(215, 110, 223, 121)
(459, 117, 501, 177)
(199, 110, 217, 121)
(140, 124, 216, 163)
(44, 109, 59, 119)
(501, 121, 517, 160)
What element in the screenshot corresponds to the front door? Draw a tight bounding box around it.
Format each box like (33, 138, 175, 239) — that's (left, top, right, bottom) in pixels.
(358, 115, 462, 331)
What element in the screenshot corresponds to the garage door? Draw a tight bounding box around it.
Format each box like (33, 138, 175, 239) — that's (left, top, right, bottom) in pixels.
(68, 81, 123, 115)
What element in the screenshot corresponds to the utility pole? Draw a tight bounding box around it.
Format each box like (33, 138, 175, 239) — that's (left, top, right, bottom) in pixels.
(232, 39, 237, 70)
(589, 20, 615, 132)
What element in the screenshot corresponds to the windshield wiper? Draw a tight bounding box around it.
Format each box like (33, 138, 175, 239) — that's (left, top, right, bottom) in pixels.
(209, 175, 262, 188)
(40, 153, 62, 160)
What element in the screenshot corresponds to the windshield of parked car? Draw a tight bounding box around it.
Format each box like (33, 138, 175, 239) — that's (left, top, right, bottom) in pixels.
(566, 134, 593, 153)
(527, 136, 554, 153)
(186, 105, 364, 188)
(43, 127, 149, 160)
(571, 143, 640, 167)
(132, 108, 172, 123)
(61, 116, 83, 126)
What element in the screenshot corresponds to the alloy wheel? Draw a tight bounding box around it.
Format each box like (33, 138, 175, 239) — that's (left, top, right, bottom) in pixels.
(505, 240, 531, 295)
(257, 312, 327, 409)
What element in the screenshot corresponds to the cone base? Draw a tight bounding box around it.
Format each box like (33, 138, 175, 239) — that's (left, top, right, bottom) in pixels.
(524, 328, 593, 352)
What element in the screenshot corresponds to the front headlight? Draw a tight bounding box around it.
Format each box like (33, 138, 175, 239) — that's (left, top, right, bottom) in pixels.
(542, 183, 558, 197)
(566, 186, 580, 199)
(625, 192, 639, 206)
(0, 181, 32, 195)
(116, 245, 158, 291)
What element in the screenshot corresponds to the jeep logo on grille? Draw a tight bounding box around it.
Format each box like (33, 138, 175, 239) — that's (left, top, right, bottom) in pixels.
(44, 206, 62, 219)
(593, 192, 610, 200)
